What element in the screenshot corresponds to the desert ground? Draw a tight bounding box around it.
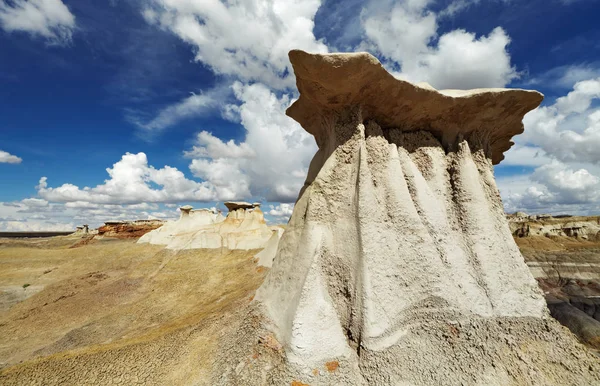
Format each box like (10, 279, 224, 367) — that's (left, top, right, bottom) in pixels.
(0, 234, 267, 385)
(0, 214, 598, 384)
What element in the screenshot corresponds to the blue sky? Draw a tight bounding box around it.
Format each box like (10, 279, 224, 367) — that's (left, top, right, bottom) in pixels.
(1, 0, 600, 231)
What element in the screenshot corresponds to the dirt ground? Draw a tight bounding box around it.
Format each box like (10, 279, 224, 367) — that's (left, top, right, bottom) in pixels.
(1, 232, 599, 384)
(0, 235, 266, 385)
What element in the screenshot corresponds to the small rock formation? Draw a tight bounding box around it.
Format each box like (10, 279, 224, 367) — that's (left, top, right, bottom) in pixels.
(215, 51, 600, 385)
(96, 220, 164, 239)
(73, 224, 90, 235)
(507, 213, 600, 240)
(224, 201, 257, 211)
(138, 203, 277, 250)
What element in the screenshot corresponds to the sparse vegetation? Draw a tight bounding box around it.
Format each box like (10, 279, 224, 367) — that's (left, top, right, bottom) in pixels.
(0, 237, 267, 384)
(22, 283, 30, 289)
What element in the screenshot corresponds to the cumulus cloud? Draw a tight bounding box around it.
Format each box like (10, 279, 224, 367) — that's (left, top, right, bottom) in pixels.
(0, 220, 74, 232)
(531, 162, 600, 204)
(0, 150, 22, 164)
(500, 162, 600, 214)
(142, 0, 328, 90)
(268, 203, 294, 218)
(186, 82, 316, 202)
(519, 78, 600, 164)
(21, 198, 49, 207)
(184, 131, 256, 159)
(0, 197, 182, 232)
(360, 0, 518, 89)
(137, 0, 325, 201)
(0, 198, 69, 231)
(0, 0, 76, 44)
(498, 76, 600, 214)
(37, 152, 218, 204)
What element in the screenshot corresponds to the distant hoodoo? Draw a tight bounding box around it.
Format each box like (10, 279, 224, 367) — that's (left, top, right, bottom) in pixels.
(216, 51, 600, 385)
(138, 203, 276, 250)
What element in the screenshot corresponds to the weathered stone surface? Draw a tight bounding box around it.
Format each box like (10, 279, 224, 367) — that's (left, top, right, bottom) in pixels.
(213, 51, 600, 385)
(224, 201, 258, 211)
(286, 50, 543, 165)
(138, 205, 275, 250)
(96, 220, 165, 239)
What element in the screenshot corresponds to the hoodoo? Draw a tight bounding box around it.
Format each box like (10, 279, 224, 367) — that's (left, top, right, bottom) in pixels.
(215, 51, 600, 385)
(138, 203, 275, 250)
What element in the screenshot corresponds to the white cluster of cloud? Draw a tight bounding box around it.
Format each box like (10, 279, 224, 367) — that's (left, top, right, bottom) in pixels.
(142, 0, 328, 90)
(186, 82, 316, 202)
(0, 0, 76, 44)
(360, 0, 518, 89)
(519, 78, 600, 163)
(0, 196, 179, 232)
(0, 150, 22, 164)
(37, 152, 218, 204)
(268, 203, 294, 218)
(500, 77, 600, 214)
(125, 0, 324, 206)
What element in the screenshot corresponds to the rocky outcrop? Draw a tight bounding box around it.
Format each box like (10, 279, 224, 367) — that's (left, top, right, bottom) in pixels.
(73, 225, 89, 235)
(138, 204, 277, 250)
(96, 220, 164, 239)
(138, 207, 225, 247)
(508, 213, 600, 240)
(512, 213, 600, 351)
(224, 201, 259, 211)
(214, 51, 600, 385)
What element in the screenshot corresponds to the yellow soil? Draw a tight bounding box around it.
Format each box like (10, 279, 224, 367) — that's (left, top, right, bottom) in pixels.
(515, 235, 600, 254)
(0, 236, 265, 385)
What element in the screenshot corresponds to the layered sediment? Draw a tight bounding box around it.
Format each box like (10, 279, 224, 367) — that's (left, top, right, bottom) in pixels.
(214, 51, 600, 385)
(97, 220, 165, 239)
(511, 213, 600, 350)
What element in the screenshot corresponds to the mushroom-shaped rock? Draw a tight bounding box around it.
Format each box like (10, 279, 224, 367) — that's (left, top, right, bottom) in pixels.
(179, 205, 194, 216)
(224, 201, 256, 211)
(138, 201, 272, 250)
(215, 51, 600, 385)
(286, 50, 543, 165)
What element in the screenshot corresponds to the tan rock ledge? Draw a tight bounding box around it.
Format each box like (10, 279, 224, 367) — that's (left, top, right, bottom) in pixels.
(286, 50, 543, 165)
(224, 201, 259, 211)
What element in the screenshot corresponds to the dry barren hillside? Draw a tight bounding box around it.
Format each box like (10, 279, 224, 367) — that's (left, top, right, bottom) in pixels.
(510, 214, 600, 351)
(0, 234, 267, 385)
(1, 217, 599, 384)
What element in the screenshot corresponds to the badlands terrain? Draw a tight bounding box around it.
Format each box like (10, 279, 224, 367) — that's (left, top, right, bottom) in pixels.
(0, 211, 599, 385)
(509, 213, 600, 351)
(1, 50, 600, 385)
(0, 204, 278, 385)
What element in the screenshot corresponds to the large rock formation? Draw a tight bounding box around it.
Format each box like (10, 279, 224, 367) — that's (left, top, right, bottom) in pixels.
(138, 203, 276, 250)
(215, 51, 600, 385)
